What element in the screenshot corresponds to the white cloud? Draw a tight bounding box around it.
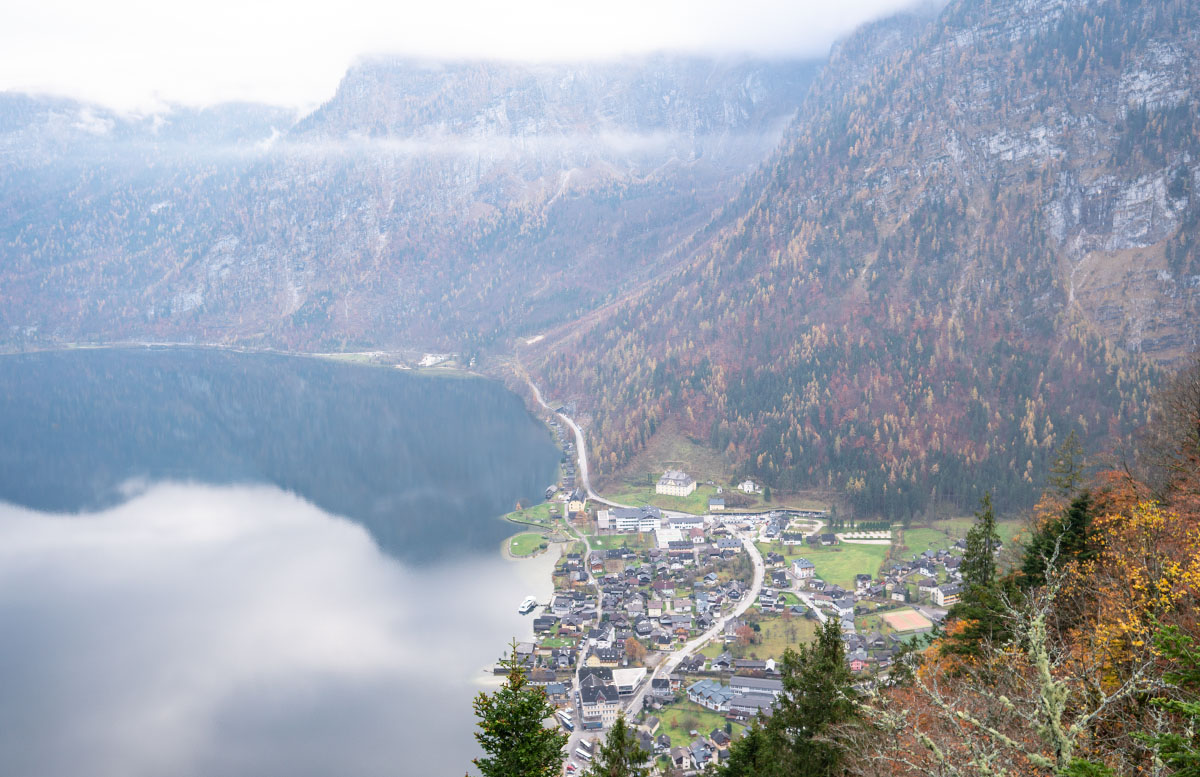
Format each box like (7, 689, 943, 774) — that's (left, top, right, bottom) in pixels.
(0, 0, 924, 112)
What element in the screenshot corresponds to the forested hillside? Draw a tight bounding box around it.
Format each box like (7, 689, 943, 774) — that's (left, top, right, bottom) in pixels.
(532, 0, 1200, 520)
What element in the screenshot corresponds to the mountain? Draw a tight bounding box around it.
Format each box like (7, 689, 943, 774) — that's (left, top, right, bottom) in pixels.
(0, 57, 817, 352)
(3, 0, 1197, 522)
(530, 0, 1199, 519)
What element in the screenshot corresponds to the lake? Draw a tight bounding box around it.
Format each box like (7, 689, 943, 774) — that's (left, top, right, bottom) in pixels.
(0, 348, 562, 777)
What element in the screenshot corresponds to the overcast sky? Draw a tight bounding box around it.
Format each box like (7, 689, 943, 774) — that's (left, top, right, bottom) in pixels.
(1, 0, 925, 113)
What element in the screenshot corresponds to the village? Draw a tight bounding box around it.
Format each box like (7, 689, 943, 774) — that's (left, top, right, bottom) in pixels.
(501, 412, 996, 775)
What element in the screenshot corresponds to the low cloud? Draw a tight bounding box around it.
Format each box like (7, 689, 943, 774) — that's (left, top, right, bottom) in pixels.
(0, 0, 929, 112)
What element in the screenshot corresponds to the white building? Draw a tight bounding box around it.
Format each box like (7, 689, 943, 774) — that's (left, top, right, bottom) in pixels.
(418, 353, 452, 367)
(668, 514, 705, 530)
(656, 470, 697, 497)
(580, 684, 621, 726)
(934, 584, 962, 607)
(603, 506, 662, 533)
(655, 527, 684, 549)
(738, 479, 757, 494)
(612, 667, 647, 696)
(791, 558, 816, 579)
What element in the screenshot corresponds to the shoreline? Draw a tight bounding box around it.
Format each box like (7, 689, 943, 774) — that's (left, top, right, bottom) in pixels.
(0, 340, 489, 379)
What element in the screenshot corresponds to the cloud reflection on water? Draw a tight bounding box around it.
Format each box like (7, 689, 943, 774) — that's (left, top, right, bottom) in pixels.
(0, 483, 554, 777)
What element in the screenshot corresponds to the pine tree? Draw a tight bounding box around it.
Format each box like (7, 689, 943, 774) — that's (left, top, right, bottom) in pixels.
(942, 493, 1009, 659)
(1047, 430, 1086, 497)
(1020, 491, 1096, 589)
(719, 722, 778, 777)
(960, 492, 1001, 589)
(587, 714, 649, 777)
(774, 617, 858, 777)
(719, 618, 857, 777)
(470, 640, 567, 777)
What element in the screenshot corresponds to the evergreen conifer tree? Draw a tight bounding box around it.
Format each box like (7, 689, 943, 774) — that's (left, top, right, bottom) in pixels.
(1047, 430, 1086, 497)
(587, 714, 649, 777)
(774, 617, 857, 776)
(470, 640, 567, 777)
(1020, 491, 1096, 589)
(942, 493, 1009, 659)
(960, 492, 1001, 589)
(719, 618, 857, 777)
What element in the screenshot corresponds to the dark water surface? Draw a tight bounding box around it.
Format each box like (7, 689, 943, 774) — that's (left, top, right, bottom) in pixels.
(0, 347, 560, 563)
(0, 348, 561, 777)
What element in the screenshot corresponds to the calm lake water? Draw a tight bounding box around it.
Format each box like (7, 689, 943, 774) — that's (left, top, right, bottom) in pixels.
(0, 348, 561, 777)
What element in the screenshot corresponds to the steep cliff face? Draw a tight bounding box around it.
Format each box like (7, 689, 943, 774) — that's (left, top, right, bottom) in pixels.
(0, 58, 817, 351)
(533, 0, 1198, 518)
(298, 57, 808, 143)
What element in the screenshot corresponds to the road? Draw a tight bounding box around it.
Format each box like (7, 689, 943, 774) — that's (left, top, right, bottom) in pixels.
(751, 521, 829, 625)
(524, 375, 631, 509)
(624, 529, 766, 716)
(561, 508, 604, 762)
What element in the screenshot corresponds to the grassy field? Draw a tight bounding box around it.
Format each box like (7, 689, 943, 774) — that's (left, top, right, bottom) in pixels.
(604, 483, 721, 515)
(503, 501, 562, 530)
(757, 541, 889, 588)
(857, 613, 885, 634)
(599, 420, 831, 514)
(508, 532, 547, 557)
(737, 615, 818, 660)
(895, 517, 1025, 555)
(657, 701, 743, 746)
(607, 420, 732, 488)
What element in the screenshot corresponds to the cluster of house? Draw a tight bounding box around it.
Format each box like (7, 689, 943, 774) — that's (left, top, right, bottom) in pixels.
(521, 506, 767, 729)
(585, 673, 781, 770)
(569, 715, 737, 772)
(521, 482, 987, 759)
(542, 523, 749, 652)
(545, 414, 577, 497)
(741, 538, 987, 675)
(785, 542, 973, 610)
(665, 720, 739, 770)
(875, 545, 972, 607)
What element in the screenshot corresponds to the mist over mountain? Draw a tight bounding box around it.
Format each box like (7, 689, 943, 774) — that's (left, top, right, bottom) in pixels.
(0, 56, 817, 353)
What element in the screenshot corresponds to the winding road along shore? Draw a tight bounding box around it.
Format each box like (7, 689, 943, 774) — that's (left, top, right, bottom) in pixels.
(524, 376, 630, 509)
(521, 373, 766, 727)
